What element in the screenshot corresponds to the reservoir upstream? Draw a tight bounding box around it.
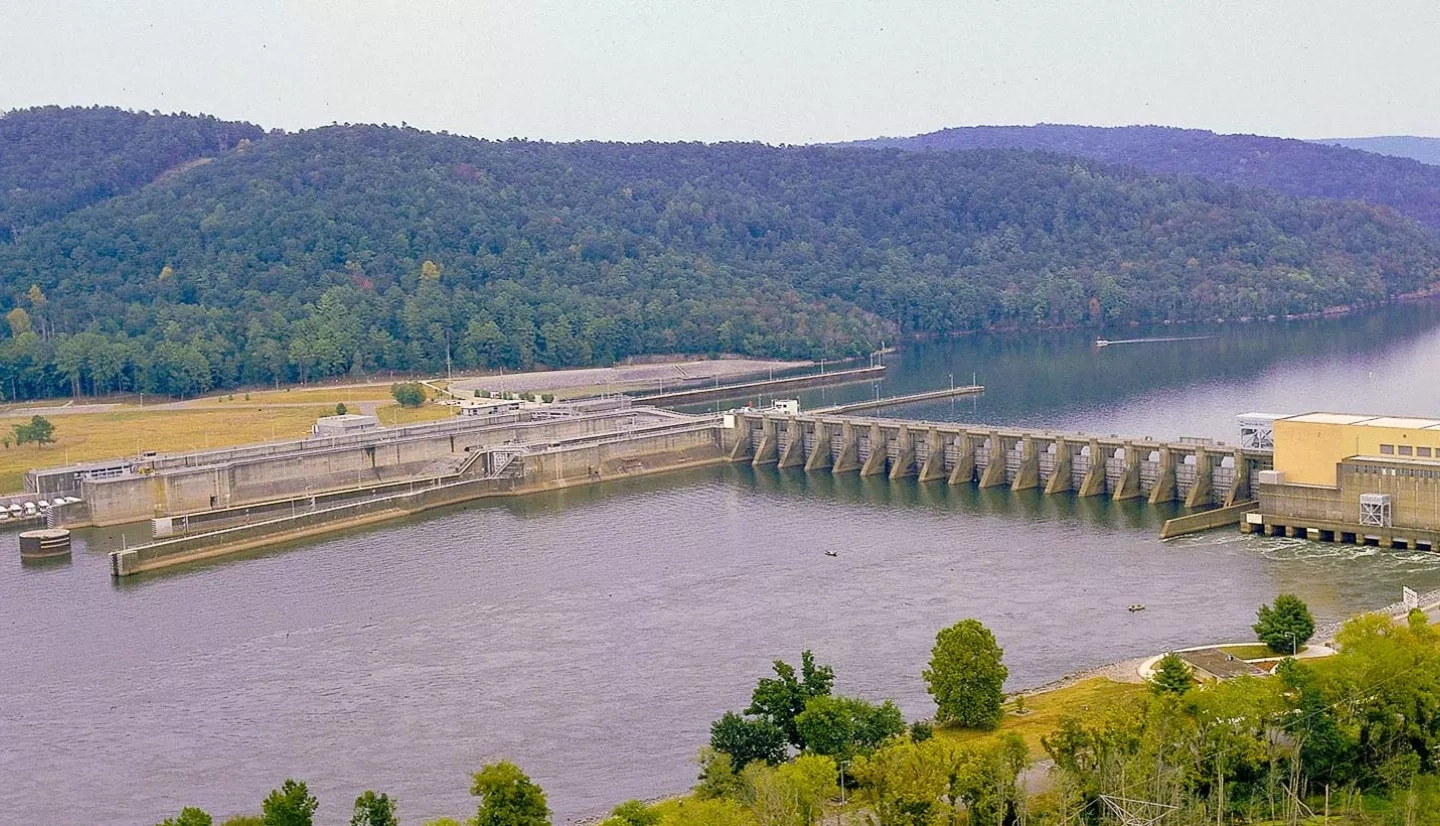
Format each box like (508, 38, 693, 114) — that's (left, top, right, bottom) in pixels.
(8, 304, 1440, 825)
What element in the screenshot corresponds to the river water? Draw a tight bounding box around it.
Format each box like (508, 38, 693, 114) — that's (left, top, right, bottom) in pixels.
(8, 305, 1440, 825)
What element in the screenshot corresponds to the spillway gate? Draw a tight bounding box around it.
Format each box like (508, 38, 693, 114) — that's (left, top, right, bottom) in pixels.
(728, 411, 1273, 507)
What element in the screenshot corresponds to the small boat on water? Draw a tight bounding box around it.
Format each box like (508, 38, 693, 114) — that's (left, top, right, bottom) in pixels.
(1128, 603, 1146, 612)
(1095, 338, 1111, 347)
(824, 550, 838, 557)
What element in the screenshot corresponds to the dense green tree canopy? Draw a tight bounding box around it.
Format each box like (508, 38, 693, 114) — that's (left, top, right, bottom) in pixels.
(261, 779, 318, 826)
(923, 618, 1008, 729)
(157, 807, 213, 826)
(710, 711, 788, 769)
(842, 123, 1440, 232)
(1149, 651, 1195, 695)
(470, 761, 551, 826)
(0, 105, 263, 241)
(745, 650, 835, 749)
(2, 109, 1439, 401)
(1253, 592, 1316, 654)
(349, 791, 399, 826)
(792, 694, 906, 761)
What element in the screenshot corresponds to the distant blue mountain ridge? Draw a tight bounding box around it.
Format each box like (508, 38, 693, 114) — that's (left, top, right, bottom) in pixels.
(836, 124, 1440, 232)
(1315, 136, 1440, 166)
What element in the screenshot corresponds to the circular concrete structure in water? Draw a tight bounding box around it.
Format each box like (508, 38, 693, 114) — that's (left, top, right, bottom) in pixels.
(19, 528, 71, 560)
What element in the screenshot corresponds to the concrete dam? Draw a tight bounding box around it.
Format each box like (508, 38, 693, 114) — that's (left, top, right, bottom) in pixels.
(20, 398, 1273, 576)
(726, 411, 1273, 509)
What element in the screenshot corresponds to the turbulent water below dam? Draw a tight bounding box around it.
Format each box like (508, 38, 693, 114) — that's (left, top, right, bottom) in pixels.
(9, 304, 1440, 825)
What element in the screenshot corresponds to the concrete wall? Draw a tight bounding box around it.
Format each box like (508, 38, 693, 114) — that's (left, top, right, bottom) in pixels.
(81, 411, 683, 526)
(111, 424, 727, 576)
(1263, 461, 1440, 530)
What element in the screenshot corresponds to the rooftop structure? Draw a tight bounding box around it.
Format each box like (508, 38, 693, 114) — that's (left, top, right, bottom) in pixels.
(312, 413, 379, 436)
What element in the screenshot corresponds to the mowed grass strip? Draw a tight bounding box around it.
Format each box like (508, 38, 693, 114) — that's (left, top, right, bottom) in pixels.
(0, 402, 455, 493)
(933, 677, 1147, 754)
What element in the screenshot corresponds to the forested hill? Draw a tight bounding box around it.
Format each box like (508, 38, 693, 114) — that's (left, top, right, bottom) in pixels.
(0, 106, 265, 242)
(2, 122, 1439, 400)
(838, 124, 1440, 232)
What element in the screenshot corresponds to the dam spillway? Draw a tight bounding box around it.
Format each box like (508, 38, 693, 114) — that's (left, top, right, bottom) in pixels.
(724, 410, 1274, 509)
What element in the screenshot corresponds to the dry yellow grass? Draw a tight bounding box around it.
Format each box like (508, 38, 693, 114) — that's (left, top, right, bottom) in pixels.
(933, 677, 1147, 754)
(375, 402, 455, 425)
(0, 401, 457, 493)
(190, 384, 400, 405)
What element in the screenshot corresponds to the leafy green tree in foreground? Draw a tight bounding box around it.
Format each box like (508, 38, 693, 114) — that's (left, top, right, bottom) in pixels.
(793, 694, 906, 761)
(923, 618, 1008, 729)
(745, 650, 834, 748)
(262, 779, 318, 826)
(1149, 652, 1195, 695)
(157, 807, 212, 826)
(609, 799, 660, 826)
(694, 749, 743, 800)
(471, 761, 550, 826)
(350, 790, 399, 826)
(390, 382, 426, 408)
(710, 711, 788, 769)
(219, 817, 264, 826)
(1253, 592, 1316, 654)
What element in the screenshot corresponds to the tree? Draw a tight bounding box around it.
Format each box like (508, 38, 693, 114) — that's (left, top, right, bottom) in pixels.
(335, 402, 348, 416)
(391, 382, 426, 407)
(794, 695, 905, 761)
(709, 711, 788, 769)
(694, 749, 743, 800)
(471, 761, 550, 826)
(220, 818, 265, 826)
(745, 650, 835, 748)
(261, 779, 318, 826)
(923, 619, 1008, 729)
(776, 754, 839, 826)
(609, 800, 660, 826)
(1253, 593, 1315, 654)
(13, 414, 54, 447)
(668, 798, 751, 826)
(157, 808, 213, 826)
(1149, 652, 1195, 695)
(350, 791, 398, 826)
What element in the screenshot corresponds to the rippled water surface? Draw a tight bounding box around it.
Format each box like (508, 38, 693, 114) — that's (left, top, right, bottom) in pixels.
(8, 305, 1440, 825)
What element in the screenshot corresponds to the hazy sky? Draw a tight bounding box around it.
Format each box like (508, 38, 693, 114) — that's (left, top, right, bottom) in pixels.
(4, 0, 1438, 143)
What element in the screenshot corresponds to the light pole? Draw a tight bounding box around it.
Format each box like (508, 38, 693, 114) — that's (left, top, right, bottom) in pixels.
(839, 759, 849, 805)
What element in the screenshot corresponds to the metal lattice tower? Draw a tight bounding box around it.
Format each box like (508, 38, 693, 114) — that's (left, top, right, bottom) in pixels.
(1098, 795, 1178, 826)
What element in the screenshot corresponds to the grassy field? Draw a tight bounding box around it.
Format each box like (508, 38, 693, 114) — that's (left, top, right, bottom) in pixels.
(0, 401, 454, 493)
(933, 677, 1148, 754)
(1219, 643, 1296, 660)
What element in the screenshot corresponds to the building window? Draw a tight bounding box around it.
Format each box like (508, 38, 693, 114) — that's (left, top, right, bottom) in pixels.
(1420, 447, 1433, 457)
(1400, 445, 1414, 456)
(1380, 444, 1395, 455)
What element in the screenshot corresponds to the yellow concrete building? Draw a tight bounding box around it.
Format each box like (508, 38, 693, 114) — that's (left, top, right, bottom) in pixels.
(1274, 414, 1440, 486)
(1255, 412, 1440, 550)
